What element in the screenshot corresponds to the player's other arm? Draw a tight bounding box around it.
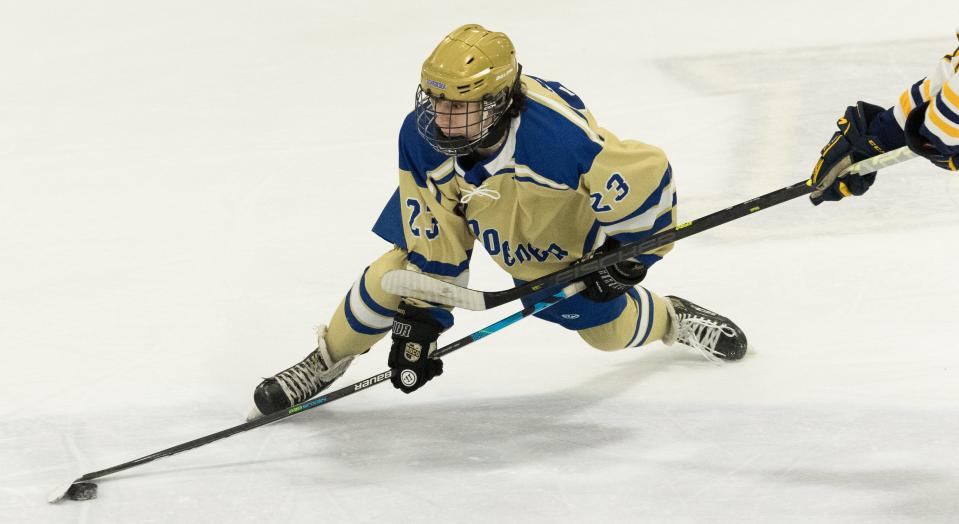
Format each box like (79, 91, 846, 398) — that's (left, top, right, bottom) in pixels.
(902, 71, 959, 171)
(388, 166, 474, 393)
(583, 139, 675, 263)
(576, 139, 676, 302)
(809, 31, 959, 204)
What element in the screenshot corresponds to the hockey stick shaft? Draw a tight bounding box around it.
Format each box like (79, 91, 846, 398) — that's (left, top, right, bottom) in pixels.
(50, 282, 584, 501)
(502, 147, 918, 302)
(382, 147, 917, 310)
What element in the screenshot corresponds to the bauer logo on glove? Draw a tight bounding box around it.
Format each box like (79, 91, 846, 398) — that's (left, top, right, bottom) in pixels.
(392, 321, 412, 338)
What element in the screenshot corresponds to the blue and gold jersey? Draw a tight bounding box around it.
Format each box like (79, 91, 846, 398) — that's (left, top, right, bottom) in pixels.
(894, 28, 959, 164)
(373, 74, 677, 288)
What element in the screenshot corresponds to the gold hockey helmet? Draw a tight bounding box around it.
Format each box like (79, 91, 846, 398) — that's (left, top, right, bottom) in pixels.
(420, 24, 518, 101)
(414, 24, 521, 156)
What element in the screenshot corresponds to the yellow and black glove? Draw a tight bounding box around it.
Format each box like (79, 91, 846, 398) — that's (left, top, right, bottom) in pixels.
(809, 102, 891, 206)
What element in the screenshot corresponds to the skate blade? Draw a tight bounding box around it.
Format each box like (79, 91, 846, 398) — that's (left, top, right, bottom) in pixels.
(245, 405, 265, 422)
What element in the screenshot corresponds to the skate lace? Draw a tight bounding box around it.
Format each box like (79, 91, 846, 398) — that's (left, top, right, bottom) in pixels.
(460, 186, 501, 204)
(676, 314, 736, 362)
(274, 352, 326, 403)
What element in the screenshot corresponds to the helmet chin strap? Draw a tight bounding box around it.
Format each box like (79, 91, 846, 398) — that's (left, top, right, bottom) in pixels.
(433, 127, 473, 155)
(473, 115, 510, 152)
(432, 110, 510, 158)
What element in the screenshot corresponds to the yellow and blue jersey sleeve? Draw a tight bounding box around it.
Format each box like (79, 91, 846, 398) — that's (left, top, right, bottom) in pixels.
(894, 29, 959, 161)
(517, 76, 677, 267)
(580, 134, 675, 266)
(372, 112, 475, 282)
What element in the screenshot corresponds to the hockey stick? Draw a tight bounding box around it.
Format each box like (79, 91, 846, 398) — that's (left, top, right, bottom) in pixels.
(381, 147, 918, 310)
(48, 282, 585, 503)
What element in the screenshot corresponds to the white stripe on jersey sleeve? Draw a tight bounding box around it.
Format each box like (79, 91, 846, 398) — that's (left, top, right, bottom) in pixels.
(894, 30, 959, 128)
(513, 165, 571, 190)
(925, 79, 959, 147)
(600, 181, 675, 236)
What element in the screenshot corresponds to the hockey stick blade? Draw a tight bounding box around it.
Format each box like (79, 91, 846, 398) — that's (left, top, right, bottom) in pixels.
(47, 478, 79, 503)
(382, 147, 917, 310)
(381, 270, 485, 311)
(47, 283, 582, 503)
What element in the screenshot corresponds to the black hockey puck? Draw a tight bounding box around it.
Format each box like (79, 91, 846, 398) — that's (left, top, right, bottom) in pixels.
(66, 482, 98, 501)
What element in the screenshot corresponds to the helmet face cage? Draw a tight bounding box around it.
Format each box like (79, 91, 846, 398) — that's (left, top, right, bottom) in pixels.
(414, 86, 511, 156)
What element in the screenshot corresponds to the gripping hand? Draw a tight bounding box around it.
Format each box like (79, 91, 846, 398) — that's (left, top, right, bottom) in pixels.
(578, 239, 647, 303)
(388, 303, 445, 394)
(809, 102, 889, 205)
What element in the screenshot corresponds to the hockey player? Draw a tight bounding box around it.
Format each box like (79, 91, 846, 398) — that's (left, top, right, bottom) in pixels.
(248, 24, 750, 418)
(809, 30, 959, 205)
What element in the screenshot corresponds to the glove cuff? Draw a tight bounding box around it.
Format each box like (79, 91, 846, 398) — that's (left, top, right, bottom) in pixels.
(393, 303, 446, 342)
(904, 101, 959, 170)
(842, 102, 890, 159)
(610, 260, 647, 284)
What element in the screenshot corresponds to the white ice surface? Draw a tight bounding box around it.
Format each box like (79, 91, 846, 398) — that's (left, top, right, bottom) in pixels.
(4, 1, 959, 522)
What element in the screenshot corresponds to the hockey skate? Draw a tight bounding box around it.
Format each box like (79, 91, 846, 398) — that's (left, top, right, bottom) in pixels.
(247, 325, 353, 421)
(664, 296, 748, 361)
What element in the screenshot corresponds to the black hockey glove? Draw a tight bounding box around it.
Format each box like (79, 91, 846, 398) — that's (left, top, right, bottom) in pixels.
(904, 101, 959, 171)
(388, 303, 445, 394)
(578, 238, 647, 303)
(808, 101, 890, 205)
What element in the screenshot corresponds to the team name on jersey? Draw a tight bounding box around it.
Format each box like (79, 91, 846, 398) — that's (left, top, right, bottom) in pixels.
(467, 219, 570, 267)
